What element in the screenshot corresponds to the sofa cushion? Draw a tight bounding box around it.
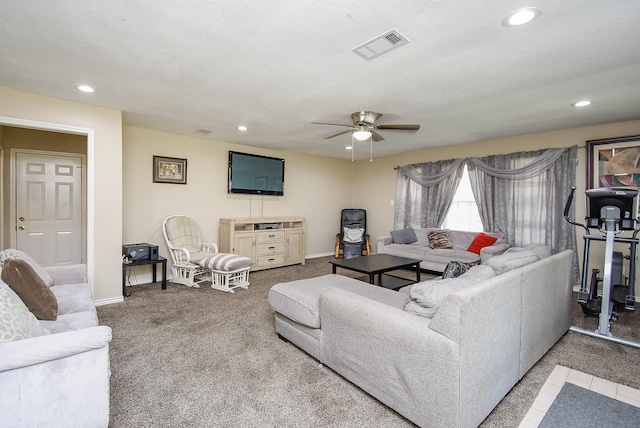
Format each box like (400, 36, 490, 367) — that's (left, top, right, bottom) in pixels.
(522, 243, 552, 259)
(467, 233, 498, 254)
(428, 230, 453, 249)
(413, 228, 432, 246)
(269, 274, 407, 328)
(0, 282, 51, 343)
(442, 260, 480, 279)
(483, 248, 540, 275)
(0, 249, 53, 287)
(404, 265, 496, 318)
(424, 249, 480, 266)
(50, 283, 96, 315)
(390, 227, 418, 244)
(39, 310, 99, 333)
(198, 253, 254, 271)
(1, 259, 58, 320)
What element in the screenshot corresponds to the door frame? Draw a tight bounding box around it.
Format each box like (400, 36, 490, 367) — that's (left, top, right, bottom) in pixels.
(0, 115, 94, 290)
(9, 148, 87, 263)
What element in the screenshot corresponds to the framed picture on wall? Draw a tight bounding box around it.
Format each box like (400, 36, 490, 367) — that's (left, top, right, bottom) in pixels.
(153, 155, 187, 184)
(587, 135, 640, 190)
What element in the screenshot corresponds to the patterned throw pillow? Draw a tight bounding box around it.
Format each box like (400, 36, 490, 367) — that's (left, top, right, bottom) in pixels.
(0, 282, 51, 343)
(198, 253, 255, 272)
(343, 227, 365, 243)
(428, 230, 453, 249)
(442, 260, 480, 279)
(0, 249, 53, 287)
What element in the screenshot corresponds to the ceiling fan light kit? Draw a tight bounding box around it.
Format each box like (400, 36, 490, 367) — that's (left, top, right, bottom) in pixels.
(312, 111, 420, 160)
(353, 129, 372, 140)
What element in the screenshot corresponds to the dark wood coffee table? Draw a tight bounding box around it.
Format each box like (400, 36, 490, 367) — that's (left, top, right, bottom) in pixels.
(330, 254, 421, 290)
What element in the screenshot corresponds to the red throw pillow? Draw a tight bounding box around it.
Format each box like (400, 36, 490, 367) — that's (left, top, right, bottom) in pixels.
(467, 233, 498, 254)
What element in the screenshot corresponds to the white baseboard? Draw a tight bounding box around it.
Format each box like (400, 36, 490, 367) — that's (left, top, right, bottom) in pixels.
(305, 252, 335, 259)
(95, 296, 124, 306)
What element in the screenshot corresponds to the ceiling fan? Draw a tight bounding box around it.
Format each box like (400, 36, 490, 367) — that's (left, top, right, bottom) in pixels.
(312, 111, 420, 142)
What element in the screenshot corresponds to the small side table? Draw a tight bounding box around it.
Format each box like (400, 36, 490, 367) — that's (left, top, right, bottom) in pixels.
(122, 256, 167, 297)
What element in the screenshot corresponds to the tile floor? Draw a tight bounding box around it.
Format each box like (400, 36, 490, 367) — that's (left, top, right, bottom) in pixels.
(519, 365, 640, 427)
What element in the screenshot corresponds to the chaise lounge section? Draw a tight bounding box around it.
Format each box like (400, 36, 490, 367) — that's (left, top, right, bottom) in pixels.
(268, 247, 573, 427)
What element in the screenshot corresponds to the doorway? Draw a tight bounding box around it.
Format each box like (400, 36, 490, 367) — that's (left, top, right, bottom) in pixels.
(1, 123, 89, 267)
(12, 149, 86, 266)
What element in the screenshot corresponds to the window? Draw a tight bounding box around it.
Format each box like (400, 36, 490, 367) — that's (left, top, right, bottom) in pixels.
(441, 166, 483, 232)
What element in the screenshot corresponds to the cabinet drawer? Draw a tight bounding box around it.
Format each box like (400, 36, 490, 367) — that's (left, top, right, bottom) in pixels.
(258, 242, 285, 256)
(257, 230, 285, 243)
(257, 254, 285, 269)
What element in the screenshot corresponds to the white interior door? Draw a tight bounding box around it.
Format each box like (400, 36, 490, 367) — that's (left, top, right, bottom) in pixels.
(14, 151, 84, 266)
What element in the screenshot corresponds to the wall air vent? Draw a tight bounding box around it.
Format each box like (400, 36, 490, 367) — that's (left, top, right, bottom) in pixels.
(352, 29, 409, 60)
(194, 128, 212, 135)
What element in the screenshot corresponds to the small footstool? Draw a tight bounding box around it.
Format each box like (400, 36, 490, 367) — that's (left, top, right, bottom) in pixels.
(198, 253, 254, 293)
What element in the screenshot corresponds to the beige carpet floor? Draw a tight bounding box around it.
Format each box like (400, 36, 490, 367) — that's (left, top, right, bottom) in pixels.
(98, 256, 640, 427)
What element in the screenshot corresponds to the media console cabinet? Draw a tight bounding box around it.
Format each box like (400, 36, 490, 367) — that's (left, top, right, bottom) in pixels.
(219, 217, 306, 270)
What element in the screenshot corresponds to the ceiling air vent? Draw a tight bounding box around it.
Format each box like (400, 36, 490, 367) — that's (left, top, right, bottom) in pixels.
(352, 29, 409, 60)
(193, 128, 212, 135)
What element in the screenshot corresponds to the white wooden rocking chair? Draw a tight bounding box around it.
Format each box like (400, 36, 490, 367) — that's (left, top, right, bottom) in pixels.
(162, 215, 253, 292)
(162, 215, 218, 288)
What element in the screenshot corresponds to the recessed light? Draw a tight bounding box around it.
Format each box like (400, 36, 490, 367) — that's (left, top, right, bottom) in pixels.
(345, 146, 353, 150)
(77, 85, 94, 93)
(237, 125, 248, 131)
(502, 7, 541, 26)
(572, 100, 592, 107)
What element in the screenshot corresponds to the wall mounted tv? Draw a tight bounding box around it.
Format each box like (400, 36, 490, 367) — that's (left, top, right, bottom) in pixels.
(228, 151, 285, 196)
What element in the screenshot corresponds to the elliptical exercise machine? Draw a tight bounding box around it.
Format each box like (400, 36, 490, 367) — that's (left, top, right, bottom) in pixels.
(564, 186, 640, 349)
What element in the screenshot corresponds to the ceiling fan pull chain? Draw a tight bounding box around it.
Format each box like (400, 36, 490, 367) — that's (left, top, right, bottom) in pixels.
(370, 135, 373, 162)
(351, 133, 355, 162)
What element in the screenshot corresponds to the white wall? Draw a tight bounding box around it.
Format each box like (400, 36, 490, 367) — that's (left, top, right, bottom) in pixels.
(122, 126, 354, 263)
(0, 86, 123, 302)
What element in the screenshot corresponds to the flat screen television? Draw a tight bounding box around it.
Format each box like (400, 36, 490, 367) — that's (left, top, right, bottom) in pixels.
(228, 151, 285, 196)
(585, 187, 638, 230)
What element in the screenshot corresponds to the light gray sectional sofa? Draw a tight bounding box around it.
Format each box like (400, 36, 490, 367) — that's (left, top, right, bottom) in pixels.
(377, 228, 510, 272)
(268, 247, 574, 428)
(0, 252, 112, 428)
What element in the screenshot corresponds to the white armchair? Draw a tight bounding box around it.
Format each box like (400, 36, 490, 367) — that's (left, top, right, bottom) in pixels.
(162, 215, 218, 287)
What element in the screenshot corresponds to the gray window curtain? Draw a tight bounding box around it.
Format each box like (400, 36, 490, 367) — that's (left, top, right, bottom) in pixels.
(467, 146, 579, 283)
(394, 158, 465, 229)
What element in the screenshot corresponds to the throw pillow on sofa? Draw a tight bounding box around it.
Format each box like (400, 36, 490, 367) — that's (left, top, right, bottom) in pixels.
(467, 232, 498, 254)
(404, 265, 496, 318)
(428, 230, 453, 249)
(442, 260, 480, 279)
(0, 248, 54, 287)
(390, 227, 418, 244)
(1, 259, 58, 320)
(0, 282, 51, 343)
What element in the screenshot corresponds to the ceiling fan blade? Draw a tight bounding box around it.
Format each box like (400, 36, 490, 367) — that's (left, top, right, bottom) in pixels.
(324, 130, 353, 139)
(311, 121, 354, 128)
(376, 124, 420, 130)
(372, 131, 385, 142)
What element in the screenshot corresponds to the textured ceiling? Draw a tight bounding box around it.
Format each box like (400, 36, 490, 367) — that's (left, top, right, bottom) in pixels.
(1, 1, 640, 160)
